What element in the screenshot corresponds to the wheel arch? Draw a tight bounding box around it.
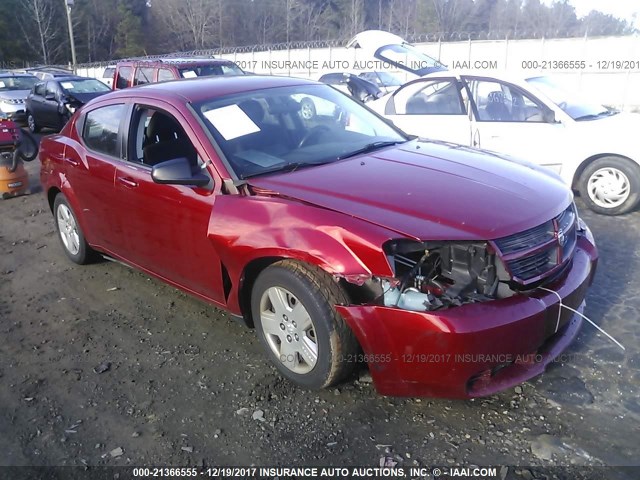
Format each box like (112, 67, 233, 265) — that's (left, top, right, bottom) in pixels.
(47, 186, 62, 213)
(237, 254, 359, 329)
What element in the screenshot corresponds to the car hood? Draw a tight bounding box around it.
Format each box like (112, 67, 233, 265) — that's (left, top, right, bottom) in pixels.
(0, 90, 29, 100)
(65, 91, 109, 104)
(576, 111, 640, 130)
(248, 140, 572, 241)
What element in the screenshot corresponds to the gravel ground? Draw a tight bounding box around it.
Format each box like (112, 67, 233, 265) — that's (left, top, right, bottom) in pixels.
(0, 153, 638, 479)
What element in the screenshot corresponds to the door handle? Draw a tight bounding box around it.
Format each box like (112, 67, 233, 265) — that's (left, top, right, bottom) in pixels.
(64, 157, 80, 166)
(472, 129, 480, 148)
(117, 177, 138, 188)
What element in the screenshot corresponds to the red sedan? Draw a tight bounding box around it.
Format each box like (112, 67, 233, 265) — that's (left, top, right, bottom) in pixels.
(39, 75, 598, 398)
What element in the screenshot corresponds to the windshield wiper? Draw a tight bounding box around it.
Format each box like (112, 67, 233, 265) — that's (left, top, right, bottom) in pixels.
(337, 140, 406, 160)
(575, 110, 618, 121)
(241, 159, 334, 179)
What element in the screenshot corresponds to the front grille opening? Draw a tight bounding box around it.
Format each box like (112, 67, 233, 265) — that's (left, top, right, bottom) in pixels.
(494, 205, 578, 283)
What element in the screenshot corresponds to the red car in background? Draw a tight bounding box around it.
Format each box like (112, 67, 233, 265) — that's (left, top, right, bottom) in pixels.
(39, 75, 598, 398)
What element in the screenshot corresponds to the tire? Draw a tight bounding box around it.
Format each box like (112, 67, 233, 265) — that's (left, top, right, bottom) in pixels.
(17, 128, 38, 162)
(53, 193, 94, 264)
(251, 260, 358, 389)
(27, 112, 40, 133)
(299, 98, 316, 121)
(578, 156, 640, 215)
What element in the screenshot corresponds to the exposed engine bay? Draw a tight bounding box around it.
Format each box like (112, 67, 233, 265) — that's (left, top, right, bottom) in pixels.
(375, 241, 514, 312)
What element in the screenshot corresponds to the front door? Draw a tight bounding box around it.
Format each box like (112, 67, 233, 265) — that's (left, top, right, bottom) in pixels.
(464, 76, 569, 173)
(112, 104, 224, 303)
(382, 77, 471, 145)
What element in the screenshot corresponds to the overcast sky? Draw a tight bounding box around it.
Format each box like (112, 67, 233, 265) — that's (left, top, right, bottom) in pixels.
(544, 0, 640, 27)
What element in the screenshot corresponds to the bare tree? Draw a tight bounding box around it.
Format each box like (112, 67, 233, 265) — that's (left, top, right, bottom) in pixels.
(152, 0, 221, 50)
(19, 0, 60, 64)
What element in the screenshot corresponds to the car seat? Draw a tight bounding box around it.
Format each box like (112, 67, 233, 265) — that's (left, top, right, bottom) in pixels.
(142, 113, 197, 167)
(485, 91, 511, 121)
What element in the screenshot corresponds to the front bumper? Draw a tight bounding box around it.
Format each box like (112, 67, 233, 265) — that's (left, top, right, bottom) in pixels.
(1, 105, 27, 124)
(336, 235, 598, 398)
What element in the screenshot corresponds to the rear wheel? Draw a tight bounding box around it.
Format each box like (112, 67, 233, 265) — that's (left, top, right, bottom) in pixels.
(578, 156, 640, 215)
(53, 194, 94, 264)
(251, 260, 358, 389)
(27, 112, 40, 134)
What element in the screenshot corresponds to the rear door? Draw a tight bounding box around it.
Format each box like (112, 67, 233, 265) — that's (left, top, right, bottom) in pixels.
(65, 103, 129, 251)
(463, 76, 569, 171)
(381, 77, 471, 145)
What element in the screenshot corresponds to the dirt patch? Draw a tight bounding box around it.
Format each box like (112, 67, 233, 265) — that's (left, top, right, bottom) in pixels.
(0, 159, 638, 477)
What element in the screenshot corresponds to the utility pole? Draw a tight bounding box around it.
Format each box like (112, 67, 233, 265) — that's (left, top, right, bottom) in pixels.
(65, 0, 77, 69)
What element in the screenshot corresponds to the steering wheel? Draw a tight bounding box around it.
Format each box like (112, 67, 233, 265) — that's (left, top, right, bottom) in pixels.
(297, 125, 331, 149)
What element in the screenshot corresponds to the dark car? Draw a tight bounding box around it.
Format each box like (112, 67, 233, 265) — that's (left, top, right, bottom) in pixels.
(318, 72, 383, 103)
(26, 76, 110, 132)
(40, 75, 597, 398)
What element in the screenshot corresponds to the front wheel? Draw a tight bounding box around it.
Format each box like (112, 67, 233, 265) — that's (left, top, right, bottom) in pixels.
(251, 260, 358, 389)
(53, 194, 94, 264)
(578, 156, 640, 215)
(27, 112, 40, 133)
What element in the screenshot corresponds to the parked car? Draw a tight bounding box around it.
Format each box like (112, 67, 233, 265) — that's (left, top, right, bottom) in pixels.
(40, 75, 597, 398)
(101, 65, 116, 88)
(0, 73, 38, 124)
(26, 67, 74, 80)
(358, 71, 403, 94)
(318, 72, 383, 103)
(113, 58, 245, 90)
(351, 30, 640, 215)
(26, 76, 110, 133)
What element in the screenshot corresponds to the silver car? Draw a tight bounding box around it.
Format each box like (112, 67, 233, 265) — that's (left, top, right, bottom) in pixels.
(0, 74, 39, 124)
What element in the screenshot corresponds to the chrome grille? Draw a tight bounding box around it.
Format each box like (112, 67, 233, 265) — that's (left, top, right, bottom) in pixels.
(494, 204, 578, 283)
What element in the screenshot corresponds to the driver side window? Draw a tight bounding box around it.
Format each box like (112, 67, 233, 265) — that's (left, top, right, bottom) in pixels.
(466, 78, 546, 122)
(129, 107, 200, 168)
(393, 79, 465, 115)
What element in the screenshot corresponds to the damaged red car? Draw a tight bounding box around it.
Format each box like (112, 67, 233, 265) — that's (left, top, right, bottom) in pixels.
(40, 75, 598, 398)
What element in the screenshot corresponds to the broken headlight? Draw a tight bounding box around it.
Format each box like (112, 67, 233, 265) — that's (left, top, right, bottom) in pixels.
(378, 240, 512, 312)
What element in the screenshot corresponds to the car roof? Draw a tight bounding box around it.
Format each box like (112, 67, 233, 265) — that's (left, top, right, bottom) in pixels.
(0, 73, 37, 78)
(105, 75, 319, 103)
(118, 58, 236, 67)
(423, 69, 531, 84)
(46, 76, 94, 82)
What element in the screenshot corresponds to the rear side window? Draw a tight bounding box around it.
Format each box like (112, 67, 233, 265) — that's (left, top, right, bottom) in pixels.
(103, 67, 115, 79)
(115, 66, 133, 89)
(157, 69, 175, 82)
(134, 67, 155, 85)
(82, 104, 126, 157)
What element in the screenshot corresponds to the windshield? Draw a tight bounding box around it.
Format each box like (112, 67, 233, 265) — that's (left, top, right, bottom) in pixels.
(526, 76, 614, 121)
(376, 43, 446, 76)
(361, 71, 403, 87)
(0, 76, 38, 92)
(60, 79, 110, 94)
(179, 64, 244, 78)
(196, 84, 407, 179)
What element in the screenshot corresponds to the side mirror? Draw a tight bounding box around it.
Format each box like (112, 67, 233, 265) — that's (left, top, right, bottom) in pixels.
(543, 109, 557, 124)
(45, 92, 55, 100)
(151, 157, 210, 187)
